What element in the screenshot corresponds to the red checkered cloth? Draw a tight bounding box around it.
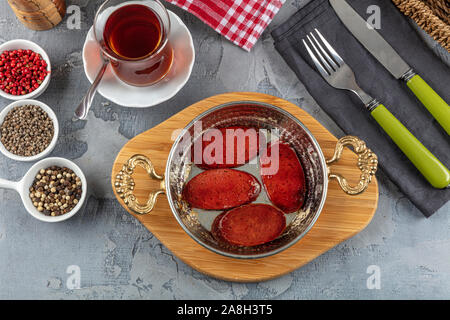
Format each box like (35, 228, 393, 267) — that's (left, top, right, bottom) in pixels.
(166, 0, 285, 51)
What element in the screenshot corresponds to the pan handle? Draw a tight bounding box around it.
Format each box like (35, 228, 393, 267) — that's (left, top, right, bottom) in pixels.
(114, 154, 165, 215)
(326, 136, 378, 195)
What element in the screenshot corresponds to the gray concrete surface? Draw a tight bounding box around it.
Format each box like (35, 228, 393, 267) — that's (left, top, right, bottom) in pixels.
(0, 0, 449, 299)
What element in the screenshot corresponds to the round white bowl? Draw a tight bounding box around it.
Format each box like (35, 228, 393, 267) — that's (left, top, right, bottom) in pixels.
(0, 157, 88, 222)
(0, 39, 52, 100)
(0, 99, 59, 161)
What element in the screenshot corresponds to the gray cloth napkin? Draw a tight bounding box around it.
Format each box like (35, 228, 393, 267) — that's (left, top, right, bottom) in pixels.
(271, 0, 450, 217)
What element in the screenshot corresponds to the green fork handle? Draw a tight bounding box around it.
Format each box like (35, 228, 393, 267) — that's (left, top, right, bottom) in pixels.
(406, 75, 450, 135)
(371, 104, 450, 189)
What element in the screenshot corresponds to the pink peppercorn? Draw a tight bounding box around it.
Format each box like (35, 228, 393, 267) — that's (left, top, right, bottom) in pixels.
(0, 49, 50, 96)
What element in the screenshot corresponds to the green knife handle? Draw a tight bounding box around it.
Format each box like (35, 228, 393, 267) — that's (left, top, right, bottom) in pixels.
(406, 74, 450, 135)
(371, 104, 450, 189)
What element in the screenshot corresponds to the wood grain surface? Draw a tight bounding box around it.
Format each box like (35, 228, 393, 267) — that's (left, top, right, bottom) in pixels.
(111, 92, 379, 282)
(8, 0, 66, 30)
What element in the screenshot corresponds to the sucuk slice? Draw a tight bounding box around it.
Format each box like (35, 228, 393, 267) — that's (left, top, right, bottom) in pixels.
(260, 142, 306, 213)
(192, 126, 265, 169)
(182, 169, 261, 210)
(212, 204, 286, 247)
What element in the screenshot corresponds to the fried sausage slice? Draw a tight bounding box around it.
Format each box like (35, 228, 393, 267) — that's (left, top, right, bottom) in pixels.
(260, 142, 306, 213)
(192, 126, 265, 169)
(182, 169, 261, 210)
(213, 204, 286, 247)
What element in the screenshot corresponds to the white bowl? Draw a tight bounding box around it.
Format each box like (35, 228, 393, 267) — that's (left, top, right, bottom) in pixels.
(0, 39, 51, 100)
(0, 99, 59, 161)
(0, 157, 88, 222)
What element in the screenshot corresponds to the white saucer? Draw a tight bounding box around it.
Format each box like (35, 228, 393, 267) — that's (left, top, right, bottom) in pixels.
(82, 11, 195, 108)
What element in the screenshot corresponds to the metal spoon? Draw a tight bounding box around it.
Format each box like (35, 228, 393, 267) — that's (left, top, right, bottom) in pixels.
(74, 58, 109, 120)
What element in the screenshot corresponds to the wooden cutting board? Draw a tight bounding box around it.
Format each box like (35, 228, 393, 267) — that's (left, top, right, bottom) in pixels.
(111, 92, 379, 282)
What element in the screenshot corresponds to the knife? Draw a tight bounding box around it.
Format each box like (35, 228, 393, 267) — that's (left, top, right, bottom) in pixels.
(329, 0, 450, 135)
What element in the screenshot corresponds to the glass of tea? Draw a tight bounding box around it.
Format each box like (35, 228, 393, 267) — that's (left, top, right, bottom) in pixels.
(93, 0, 173, 86)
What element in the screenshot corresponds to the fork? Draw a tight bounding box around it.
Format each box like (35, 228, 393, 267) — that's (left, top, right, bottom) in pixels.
(303, 29, 449, 189)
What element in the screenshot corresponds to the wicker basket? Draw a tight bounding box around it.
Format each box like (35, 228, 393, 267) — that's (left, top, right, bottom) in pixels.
(8, 0, 66, 31)
(392, 0, 450, 52)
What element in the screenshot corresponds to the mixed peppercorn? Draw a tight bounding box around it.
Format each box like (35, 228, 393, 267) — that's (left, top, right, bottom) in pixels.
(29, 166, 83, 216)
(0, 49, 49, 96)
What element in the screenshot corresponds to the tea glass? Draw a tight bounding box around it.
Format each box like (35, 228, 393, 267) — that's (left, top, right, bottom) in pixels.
(93, 0, 173, 86)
